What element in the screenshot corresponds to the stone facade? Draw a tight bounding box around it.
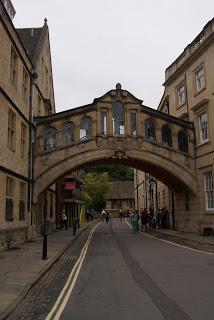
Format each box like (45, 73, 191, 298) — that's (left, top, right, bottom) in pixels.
(0, 1, 56, 249)
(135, 18, 214, 234)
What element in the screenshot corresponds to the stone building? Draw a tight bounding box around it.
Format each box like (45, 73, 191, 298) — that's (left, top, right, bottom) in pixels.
(0, 0, 55, 249)
(135, 18, 214, 234)
(105, 181, 135, 216)
(55, 170, 85, 228)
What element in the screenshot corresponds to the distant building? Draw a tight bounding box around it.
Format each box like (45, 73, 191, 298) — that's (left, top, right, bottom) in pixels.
(56, 171, 85, 228)
(105, 181, 135, 215)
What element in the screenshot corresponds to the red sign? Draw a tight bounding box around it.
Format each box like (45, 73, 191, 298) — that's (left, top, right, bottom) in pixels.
(64, 182, 76, 190)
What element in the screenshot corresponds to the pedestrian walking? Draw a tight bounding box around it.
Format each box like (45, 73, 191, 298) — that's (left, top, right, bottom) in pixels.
(118, 210, 123, 221)
(130, 211, 139, 232)
(105, 210, 110, 223)
(61, 210, 68, 230)
(102, 209, 106, 222)
(141, 208, 148, 232)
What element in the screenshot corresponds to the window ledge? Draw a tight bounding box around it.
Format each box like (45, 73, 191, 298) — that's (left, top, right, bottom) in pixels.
(204, 211, 214, 215)
(194, 86, 206, 97)
(176, 102, 186, 110)
(196, 139, 210, 148)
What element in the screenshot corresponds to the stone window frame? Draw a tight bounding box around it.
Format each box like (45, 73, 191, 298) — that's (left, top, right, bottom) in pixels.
(62, 121, 75, 146)
(176, 81, 186, 108)
(191, 99, 210, 147)
(177, 130, 189, 153)
(162, 124, 173, 148)
(112, 101, 125, 135)
(5, 176, 15, 222)
(144, 118, 156, 142)
(43, 126, 57, 150)
(80, 116, 92, 140)
(130, 111, 137, 136)
(101, 110, 108, 135)
(194, 63, 206, 95)
(199, 111, 208, 143)
(7, 108, 16, 152)
(203, 169, 214, 211)
(20, 122, 27, 158)
(10, 46, 18, 88)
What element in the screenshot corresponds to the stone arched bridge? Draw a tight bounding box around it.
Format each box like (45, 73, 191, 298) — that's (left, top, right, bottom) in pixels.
(33, 84, 196, 202)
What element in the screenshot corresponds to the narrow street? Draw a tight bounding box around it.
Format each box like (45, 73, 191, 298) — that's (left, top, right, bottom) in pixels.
(5, 219, 214, 320)
(50, 219, 214, 320)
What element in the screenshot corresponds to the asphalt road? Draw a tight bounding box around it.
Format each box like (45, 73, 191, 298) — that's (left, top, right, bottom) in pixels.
(55, 219, 214, 320)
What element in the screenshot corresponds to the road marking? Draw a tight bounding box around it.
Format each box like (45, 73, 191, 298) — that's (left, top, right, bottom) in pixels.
(125, 219, 214, 256)
(45, 222, 100, 320)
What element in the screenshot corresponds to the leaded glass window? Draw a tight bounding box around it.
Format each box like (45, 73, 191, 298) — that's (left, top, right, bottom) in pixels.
(199, 112, 208, 142)
(145, 119, 156, 141)
(112, 101, 125, 135)
(196, 67, 205, 91)
(204, 171, 214, 210)
(101, 111, 107, 135)
(44, 127, 56, 150)
(162, 125, 172, 147)
(131, 113, 137, 136)
(178, 130, 188, 153)
(80, 116, 92, 140)
(62, 122, 74, 145)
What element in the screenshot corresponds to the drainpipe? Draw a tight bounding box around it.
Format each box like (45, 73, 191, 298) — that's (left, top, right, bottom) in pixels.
(28, 71, 37, 228)
(185, 73, 190, 122)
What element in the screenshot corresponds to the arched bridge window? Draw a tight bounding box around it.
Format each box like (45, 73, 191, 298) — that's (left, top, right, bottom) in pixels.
(62, 122, 74, 145)
(80, 116, 92, 140)
(44, 127, 56, 150)
(162, 125, 172, 147)
(178, 130, 189, 153)
(145, 119, 156, 141)
(112, 101, 125, 135)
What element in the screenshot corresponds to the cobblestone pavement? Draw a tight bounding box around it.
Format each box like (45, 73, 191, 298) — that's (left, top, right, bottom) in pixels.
(5, 222, 97, 320)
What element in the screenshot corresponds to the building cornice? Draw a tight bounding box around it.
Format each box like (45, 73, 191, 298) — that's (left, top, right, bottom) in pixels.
(164, 18, 214, 86)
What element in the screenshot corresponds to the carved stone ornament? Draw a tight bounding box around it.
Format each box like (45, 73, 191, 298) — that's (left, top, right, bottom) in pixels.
(105, 142, 133, 160)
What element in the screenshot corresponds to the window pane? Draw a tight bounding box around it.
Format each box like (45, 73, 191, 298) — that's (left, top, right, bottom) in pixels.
(131, 113, 137, 136)
(112, 101, 125, 135)
(101, 111, 107, 135)
(199, 112, 208, 141)
(80, 117, 92, 140)
(178, 131, 188, 153)
(44, 127, 56, 150)
(62, 122, 74, 145)
(204, 171, 214, 209)
(145, 119, 156, 141)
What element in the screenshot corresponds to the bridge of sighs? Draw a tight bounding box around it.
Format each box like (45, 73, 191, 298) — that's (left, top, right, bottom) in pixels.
(33, 84, 197, 213)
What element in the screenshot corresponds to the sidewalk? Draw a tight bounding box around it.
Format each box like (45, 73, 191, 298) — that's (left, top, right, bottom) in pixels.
(149, 228, 214, 253)
(0, 224, 89, 320)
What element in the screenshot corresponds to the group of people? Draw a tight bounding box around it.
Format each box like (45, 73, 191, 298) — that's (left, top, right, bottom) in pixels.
(130, 207, 169, 233)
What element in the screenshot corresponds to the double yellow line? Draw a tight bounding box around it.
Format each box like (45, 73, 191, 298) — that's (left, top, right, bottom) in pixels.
(45, 222, 100, 320)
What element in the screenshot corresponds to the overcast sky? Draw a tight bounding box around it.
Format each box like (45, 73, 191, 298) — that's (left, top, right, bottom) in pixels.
(13, 0, 214, 112)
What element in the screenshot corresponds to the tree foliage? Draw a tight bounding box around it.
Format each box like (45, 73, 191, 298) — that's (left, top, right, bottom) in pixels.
(85, 165, 134, 181)
(85, 172, 109, 211)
